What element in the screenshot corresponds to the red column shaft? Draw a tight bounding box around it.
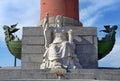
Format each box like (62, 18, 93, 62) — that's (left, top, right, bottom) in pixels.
(66, 0, 79, 20)
(40, 0, 79, 21)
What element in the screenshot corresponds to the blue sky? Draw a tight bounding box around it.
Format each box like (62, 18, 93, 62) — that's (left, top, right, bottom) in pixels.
(0, 0, 120, 67)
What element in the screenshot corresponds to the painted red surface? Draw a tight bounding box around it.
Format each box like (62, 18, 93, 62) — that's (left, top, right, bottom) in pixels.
(40, 0, 79, 21)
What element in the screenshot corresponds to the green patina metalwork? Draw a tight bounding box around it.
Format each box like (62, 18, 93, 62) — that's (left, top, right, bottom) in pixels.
(98, 25, 118, 60)
(3, 24, 117, 60)
(3, 24, 21, 59)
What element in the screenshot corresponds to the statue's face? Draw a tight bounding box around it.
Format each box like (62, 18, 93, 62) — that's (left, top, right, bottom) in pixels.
(55, 16, 63, 27)
(56, 19, 61, 27)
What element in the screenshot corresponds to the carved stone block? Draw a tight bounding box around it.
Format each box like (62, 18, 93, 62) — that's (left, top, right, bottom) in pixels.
(22, 27, 98, 69)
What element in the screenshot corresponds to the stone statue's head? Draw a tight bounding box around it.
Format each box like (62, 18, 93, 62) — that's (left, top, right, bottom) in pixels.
(55, 15, 63, 27)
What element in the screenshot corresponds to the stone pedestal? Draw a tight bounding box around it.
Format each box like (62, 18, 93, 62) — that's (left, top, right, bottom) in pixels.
(22, 27, 44, 69)
(22, 26, 98, 69)
(37, 16, 82, 27)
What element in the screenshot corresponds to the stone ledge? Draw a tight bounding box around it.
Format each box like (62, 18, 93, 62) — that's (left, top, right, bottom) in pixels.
(22, 62, 41, 69)
(22, 36, 44, 45)
(71, 27, 97, 36)
(23, 27, 97, 36)
(37, 16, 82, 26)
(1, 79, 115, 81)
(22, 45, 45, 54)
(0, 69, 120, 80)
(22, 53, 43, 63)
(74, 36, 95, 44)
(23, 27, 43, 36)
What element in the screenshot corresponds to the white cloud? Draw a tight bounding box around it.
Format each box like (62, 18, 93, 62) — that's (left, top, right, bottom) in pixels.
(0, 0, 40, 25)
(80, 0, 120, 67)
(80, 0, 119, 26)
(82, 13, 100, 26)
(0, 0, 40, 47)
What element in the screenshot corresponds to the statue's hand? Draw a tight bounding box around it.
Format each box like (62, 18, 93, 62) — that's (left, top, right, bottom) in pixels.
(43, 13, 49, 29)
(68, 29, 72, 34)
(68, 29, 73, 43)
(45, 44, 49, 49)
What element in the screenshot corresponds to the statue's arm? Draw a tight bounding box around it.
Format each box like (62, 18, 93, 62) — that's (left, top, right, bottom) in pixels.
(68, 29, 76, 51)
(44, 28, 48, 49)
(43, 13, 49, 30)
(43, 13, 52, 49)
(68, 29, 73, 44)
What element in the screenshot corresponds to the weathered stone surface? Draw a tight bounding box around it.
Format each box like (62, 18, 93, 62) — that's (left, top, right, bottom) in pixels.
(22, 36, 44, 45)
(49, 17, 55, 25)
(22, 26, 97, 69)
(22, 53, 43, 63)
(0, 69, 120, 80)
(2, 79, 119, 81)
(37, 16, 82, 27)
(93, 36, 98, 48)
(0, 69, 21, 80)
(74, 36, 93, 44)
(22, 62, 41, 69)
(72, 27, 97, 36)
(76, 45, 97, 54)
(75, 37, 98, 69)
(63, 17, 74, 25)
(22, 45, 45, 54)
(23, 27, 43, 36)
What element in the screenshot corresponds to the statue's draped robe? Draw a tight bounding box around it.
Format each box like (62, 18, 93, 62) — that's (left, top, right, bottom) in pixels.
(41, 27, 81, 69)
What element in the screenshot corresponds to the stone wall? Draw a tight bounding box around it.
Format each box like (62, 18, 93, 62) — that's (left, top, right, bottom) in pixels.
(37, 16, 82, 26)
(22, 26, 97, 69)
(71, 27, 98, 68)
(22, 27, 44, 69)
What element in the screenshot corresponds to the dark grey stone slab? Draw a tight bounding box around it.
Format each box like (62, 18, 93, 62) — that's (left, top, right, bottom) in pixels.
(71, 27, 97, 36)
(74, 36, 94, 44)
(23, 27, 43, 36)
(0, 69, 120, 80)
(22, 36, 44, 45)
(2, 79, 117, 81)
(22, 53, 43, 63)
(22, 62, 41, 69)
(22, 45, 45, 54)
(0, 68, 120, 81)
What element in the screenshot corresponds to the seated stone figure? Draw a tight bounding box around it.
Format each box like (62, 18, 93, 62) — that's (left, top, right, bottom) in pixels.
(40, 14, 82, 70)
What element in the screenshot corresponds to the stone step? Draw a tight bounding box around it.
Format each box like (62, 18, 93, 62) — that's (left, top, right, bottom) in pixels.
(0, 72, 95, 80)
(0, 69, 120, 80)
(1, 79, 119, 81)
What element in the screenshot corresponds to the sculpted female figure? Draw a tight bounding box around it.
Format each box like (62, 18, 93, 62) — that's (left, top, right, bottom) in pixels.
(40, 13, 82, 69)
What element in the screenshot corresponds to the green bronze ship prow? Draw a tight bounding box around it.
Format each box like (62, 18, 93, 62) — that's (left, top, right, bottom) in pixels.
(3, 24, 21, 59)
(98, 25, 118, 60)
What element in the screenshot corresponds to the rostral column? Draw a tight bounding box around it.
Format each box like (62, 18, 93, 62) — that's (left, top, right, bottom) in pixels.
(38, 0, 82, 26)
